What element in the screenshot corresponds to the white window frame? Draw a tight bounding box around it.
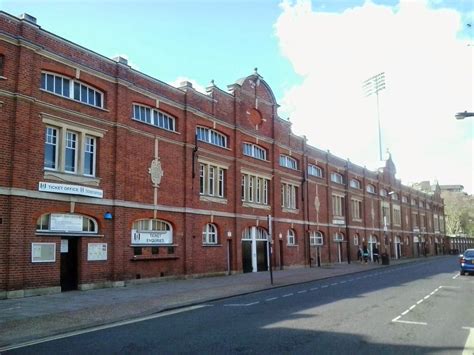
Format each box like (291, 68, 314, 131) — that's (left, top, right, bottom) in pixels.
(331, 172, 344, 184)
(308, 164, 323, 178)
(279, 154, 298, 170)
(350, 179, 361, 189)
(366, 184, 376, 194)
(132, 103, 175, 131)
(310, 231, 324, 246)
(196, 126, 227, 148)
(43, 121, 101, 178)
(287, 229, 296, 245)
(199, 163, 225, 198)
(332, 194, 345, 217)
(281, 183, 298, 210)
(393, 205, 401, 226)
(380, 189, 388, 197)
(41, 71, 104, 109)
(351, 199, 362, 220)
(241, 173, 269, 206)
(202, 223, 218, 245)
(36, 213, 98, 234)
(402, 196, 408, 203)
(243, 142, 267, 160)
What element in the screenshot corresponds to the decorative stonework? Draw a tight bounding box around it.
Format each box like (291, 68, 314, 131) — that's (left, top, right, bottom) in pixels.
(314, 195, 320, 212)
(149, 157, 163, 187)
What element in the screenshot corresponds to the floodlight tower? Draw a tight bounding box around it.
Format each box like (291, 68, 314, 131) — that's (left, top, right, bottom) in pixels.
(363, 72, 386, 161)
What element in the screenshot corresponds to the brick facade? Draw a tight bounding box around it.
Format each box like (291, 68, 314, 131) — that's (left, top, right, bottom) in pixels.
(0, 12, 447, 298)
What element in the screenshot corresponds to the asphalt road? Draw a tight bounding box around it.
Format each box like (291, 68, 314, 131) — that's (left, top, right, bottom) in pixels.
(5, 257, 474, 354)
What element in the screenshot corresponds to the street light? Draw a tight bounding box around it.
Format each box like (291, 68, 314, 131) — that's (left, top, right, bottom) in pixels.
(455, 111, 474, 120)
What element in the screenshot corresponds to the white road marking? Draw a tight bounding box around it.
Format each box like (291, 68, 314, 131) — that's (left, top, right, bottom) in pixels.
(340, 280, 346, 284)
(331, 283, 338, 286)
(265, 297, 277, 302)
(462, 327, 474, 355)
(401, 310, 409, 316)
(282, 293, 294, 297)
(392, 316, 401, 322)
(0, 305, 209, 352)
(393, 320, 427, 326)
(321, 285, 328, 288)
(409, 305, 416, 311)
(310, 287, 319, 291)
(453, 273, 460, 279)
(416, 300, 424, 305)
(424, 295, 430, 300)
(246, 301, 259, 306)
(297, 290, 307, 294)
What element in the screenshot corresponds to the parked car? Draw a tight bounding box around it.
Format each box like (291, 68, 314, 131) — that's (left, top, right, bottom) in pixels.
(459, 249, 474, 275)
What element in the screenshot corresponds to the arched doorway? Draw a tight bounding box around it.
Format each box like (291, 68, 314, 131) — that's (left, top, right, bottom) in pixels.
(242, 227, 268, 273)
(36, 213, 99, 291)
(333, 232, 344, 263)
(414, 236, 420, 257)
(394, 236, 401, 259)
(368, 235, 378, 262)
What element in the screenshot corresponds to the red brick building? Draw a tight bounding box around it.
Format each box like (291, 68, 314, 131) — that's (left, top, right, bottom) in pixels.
(0, 12, 446, 298)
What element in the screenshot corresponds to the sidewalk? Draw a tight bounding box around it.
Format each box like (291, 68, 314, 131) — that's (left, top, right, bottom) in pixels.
(0, 257, 441, 348)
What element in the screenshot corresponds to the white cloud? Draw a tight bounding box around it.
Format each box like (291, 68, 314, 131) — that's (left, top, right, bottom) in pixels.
(275, 0, 473, 193)
(168, 76, 208, 94)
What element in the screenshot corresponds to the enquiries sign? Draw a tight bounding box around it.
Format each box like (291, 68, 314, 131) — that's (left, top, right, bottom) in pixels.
(131, 230, 173, 245)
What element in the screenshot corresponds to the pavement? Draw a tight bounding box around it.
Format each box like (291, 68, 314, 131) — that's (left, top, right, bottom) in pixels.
(0, 256, 441, 348)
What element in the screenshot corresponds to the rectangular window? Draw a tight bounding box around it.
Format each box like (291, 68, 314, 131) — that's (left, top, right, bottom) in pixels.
(43, 125, 100, 178)
(351, 199, 362, 220)
(65, 131, 77, 173)
(44, 127, 58, 170)
(281, 183, 297, 209)
(393, 206, 401, 226)
(332, 195, 345, 217)
(83, 136, 96, 176)
(199, 163, 225, 198)
(41, 72, 103, 108)
(381, 204, 390, 226)
(241, 173, 270, 206)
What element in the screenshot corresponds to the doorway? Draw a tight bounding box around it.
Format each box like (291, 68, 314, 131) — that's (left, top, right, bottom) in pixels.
(242, 226, 268, 273)
(60, 238, 78, 291)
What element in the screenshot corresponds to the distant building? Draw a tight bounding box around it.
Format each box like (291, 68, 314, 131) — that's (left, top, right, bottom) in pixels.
(0, 12, 447, 299)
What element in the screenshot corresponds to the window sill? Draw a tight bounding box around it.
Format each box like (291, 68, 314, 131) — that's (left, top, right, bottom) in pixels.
(287, 244, 298, 247)
(131, 255, 178, 261)
(200, 195, 228, 204)
(282, 208, 299, 214)
(352, 219, 363, 222)
(44, 170, 101, 187)
(242, 202, 271, 210)
(202, 244, 222, 247)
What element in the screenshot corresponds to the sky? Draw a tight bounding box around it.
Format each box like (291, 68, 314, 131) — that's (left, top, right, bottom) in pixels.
(2, 0, 473, 193)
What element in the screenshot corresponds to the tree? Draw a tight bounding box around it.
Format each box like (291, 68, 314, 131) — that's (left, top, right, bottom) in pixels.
(442, 191, 474, 236)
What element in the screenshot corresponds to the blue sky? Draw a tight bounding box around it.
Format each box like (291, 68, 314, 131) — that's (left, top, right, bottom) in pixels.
(2, 0, 473, 192)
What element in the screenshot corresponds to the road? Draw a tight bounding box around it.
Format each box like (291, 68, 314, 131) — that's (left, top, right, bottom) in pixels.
(4, 257, 474, 354)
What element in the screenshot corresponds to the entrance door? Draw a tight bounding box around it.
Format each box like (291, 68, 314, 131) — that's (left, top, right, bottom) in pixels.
(256, 241, 268, 271)
(60, 238, 78, 291)
(242, 241, 252, 273)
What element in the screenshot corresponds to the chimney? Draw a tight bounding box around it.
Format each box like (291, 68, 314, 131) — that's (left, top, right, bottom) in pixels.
(19, 13, 37, 24)
(113, 56, 129, 65)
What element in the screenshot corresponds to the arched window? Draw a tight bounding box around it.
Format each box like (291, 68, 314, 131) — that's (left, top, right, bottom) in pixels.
(202, 223, 218, 245)
(331, 172, 344, 184)
(308, 164, 323, 178)
(310, 231, 324, 245)
(350, 179, 361, 189)
(287, 229, 296, 245)
(380, 188, 388, 197)
(36, 213, 98, 233)
(366, 184, 376, 194)
(333, 232, 344, 242)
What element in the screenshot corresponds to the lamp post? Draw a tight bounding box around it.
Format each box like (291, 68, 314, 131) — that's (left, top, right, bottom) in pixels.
(455, 111, 474, 120)
(363, 72, 386, 161)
